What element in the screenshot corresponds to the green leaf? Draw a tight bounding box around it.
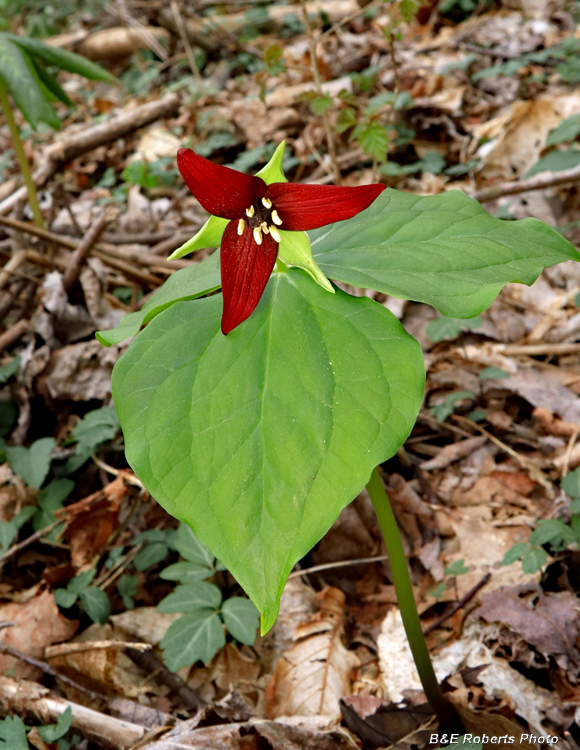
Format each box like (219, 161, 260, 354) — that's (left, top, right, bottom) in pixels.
(161, 611, 225, 669)
(310, 189, 580, 318)
(160, 561, 214, 583)
(174, 523, 215, 567)
(419, 151, 446, 175)
(0, 37, 60, 129)
(158, 582, 222, 614)
(546, 114, 580, 146)
(30, 57, 72, 106)
(6, 437, 55, 488)
(38, 706, 73, 743)
(5, 33, 116, 83)
(68, 406, 119, 453)
(501, 542, 530, 566)
(113, 268, 424, 631)
(310, 94, 333, 115)
(426, 315, 482, 343)
(336, 107, 357, 133)
(97, 252, 221, 346)
(278, 231, 333, 293)
(526, 149, 580, 178)
(0, 715, 29, 750)
(354, 120, 389, 161)
(0, 356, 20, 384)
(444, 559, 469, 576)
(117, 574, 139, 609)
(562, 467, 580, 499)
(222, 597, 260, 644)
(54, 588, 77, 609)
(0, 522, 16, 551)
(68, 568, 96, 595)
(34, 479, 74, 534)
(431, 390, 475, 422)
(478, 366, 510, 380)
(521, 547, 548, 574)
(133, 541, 168, 571)
(529, 518, 573, 547)
(79, 587, 111, 623)
(0, 402, 18, 437)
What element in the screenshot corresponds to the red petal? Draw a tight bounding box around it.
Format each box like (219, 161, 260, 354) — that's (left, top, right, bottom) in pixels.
(177, 148, 266, 220)
(220, 221, 279, 335)
(265, 183, 385, 231)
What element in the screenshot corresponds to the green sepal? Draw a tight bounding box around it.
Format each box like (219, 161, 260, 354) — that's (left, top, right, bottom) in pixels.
(168, 215, 228, 261)
(278, 230, 334, 293)
(255, 140, 287, 184)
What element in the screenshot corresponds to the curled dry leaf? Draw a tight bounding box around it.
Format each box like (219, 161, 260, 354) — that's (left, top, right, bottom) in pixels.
(265, 587, 358, 719)
(47, 623, 150, 700)
(0, 589, 78, 679)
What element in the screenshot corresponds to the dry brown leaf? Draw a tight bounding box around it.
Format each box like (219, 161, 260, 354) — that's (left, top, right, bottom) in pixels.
(47, 623, 149, 700)
(0, 589, 77, 679)
(111, 607, 181, 646)
(265, 588, 358, 719)
(474, 583, 580, 667)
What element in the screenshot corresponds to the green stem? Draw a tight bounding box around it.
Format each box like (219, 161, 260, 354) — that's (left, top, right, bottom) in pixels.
(366, 467, 461, 730)
(0, 80, 44, 228)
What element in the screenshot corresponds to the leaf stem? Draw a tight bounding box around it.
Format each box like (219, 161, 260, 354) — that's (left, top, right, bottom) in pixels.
(0, 79, 44, 228)
(366, 467, 462, 731)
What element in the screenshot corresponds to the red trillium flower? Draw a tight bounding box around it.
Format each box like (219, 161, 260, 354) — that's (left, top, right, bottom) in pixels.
(177, 148, 385, 335)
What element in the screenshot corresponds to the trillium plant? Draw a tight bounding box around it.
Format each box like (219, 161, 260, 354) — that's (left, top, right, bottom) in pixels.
(99, 142, 580, 727)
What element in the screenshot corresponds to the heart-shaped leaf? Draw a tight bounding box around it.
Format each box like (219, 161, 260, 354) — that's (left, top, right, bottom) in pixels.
(310, 189, 580, 318)
(112, 269, 424, 630)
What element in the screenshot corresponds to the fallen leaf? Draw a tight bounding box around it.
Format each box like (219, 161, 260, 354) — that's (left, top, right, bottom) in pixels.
(265, 588, 359, 719)
(0, 589, 77, 679)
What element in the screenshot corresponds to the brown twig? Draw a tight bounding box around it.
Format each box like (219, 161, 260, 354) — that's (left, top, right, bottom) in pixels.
(0, 94, 181, 217)
(473, 162, 580, 203)
(0, 519, 62, 571)
(0, 676, 146, 750)
(0, 319, 30, 354)
(423, 572, 491, 636)
(301, 0, 342, 185)
(171, 0, 202, 83)
(62, 214, 109, 292)
(288, 555, 391, 579)
(0, 643, 105, 701)
(125, 647, 206, 711)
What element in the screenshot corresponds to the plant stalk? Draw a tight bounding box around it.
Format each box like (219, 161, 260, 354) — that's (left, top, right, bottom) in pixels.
(366, 467, 461, 731)
(0, 80, 44, 228)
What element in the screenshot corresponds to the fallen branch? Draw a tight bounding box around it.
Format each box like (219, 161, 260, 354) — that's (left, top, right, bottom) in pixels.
(0, 676, 146, 750)
(0, 93, 181, 217)
(473, 162, 580, 203)
(0, 644, 104, 702)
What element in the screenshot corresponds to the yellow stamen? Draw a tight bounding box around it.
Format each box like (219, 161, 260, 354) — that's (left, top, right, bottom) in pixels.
(237, 218, 245, 235)
(245, 205, 255, 218)
(269, 225, 280, 243)
(262, 197, 272, 209)
(271, 209, 282, 226)
(253, 226, 263, 245)
(261, 221, 269, 234)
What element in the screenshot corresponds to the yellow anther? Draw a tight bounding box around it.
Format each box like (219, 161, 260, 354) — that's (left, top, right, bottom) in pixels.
(237, 219, 245, 235)
(245, 205, 255, 218)
(269, 225, 281, 243)
(253, 226, 263, 245)
(261, 221, 269, 234)
(271, 209, 282, 226)
(261, 197, 272, 209)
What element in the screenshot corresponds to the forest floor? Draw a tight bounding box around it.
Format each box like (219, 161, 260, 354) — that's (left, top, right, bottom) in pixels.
(1, 0, 580, 748)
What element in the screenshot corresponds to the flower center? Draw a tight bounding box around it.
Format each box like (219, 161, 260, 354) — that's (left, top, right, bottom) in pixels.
(238, 196, 283, 245)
